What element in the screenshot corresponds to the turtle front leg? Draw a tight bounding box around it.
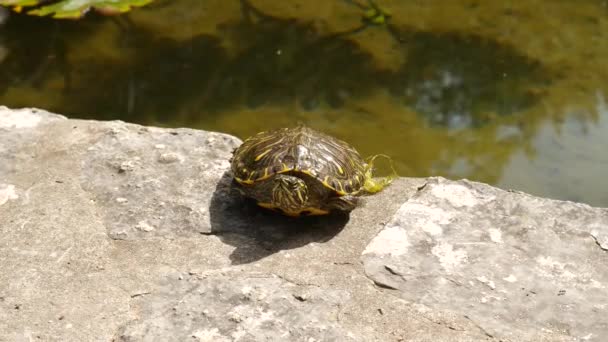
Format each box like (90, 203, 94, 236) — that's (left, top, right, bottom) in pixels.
(324, 195, 359, 213)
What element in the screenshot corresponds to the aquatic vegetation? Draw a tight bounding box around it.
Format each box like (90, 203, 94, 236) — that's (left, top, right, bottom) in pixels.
(0, 0, 155, 19)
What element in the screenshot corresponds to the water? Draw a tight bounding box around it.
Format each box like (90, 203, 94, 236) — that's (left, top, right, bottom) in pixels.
(1, 0, 607, 207)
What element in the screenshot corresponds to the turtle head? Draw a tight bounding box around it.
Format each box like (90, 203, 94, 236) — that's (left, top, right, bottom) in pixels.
(272, 174, 309, 213)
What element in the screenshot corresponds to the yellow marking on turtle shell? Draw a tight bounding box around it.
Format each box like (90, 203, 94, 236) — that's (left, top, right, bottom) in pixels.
(280, 163, 291, 172)
(301, 169, 314, 177)
(253, 167, 272, 181)
(254, 149, 273, 161)
(321, 176, 332, 189)
(337, 165, 344, 175)
(297, 207, 330, 216)
(334, 181, 347, 196)
(328, 160, 342, 173)
(296, 189, 304, 203)
(345, 179, 353, 192)
(280, 207, 329, 217)
(250, 137, 285, 150)
(257, 202, 277, 209)
(235, 177, 255, 185)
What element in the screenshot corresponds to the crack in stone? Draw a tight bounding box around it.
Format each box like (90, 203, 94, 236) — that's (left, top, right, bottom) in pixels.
(372, 279, 399, 290)
(463, 315, 497, 340)
(384, 265, 402, 276)
(273, 273, 321, 288)
(590, 233, 608, 252)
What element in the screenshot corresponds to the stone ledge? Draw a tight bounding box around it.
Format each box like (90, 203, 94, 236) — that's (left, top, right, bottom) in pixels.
(1, 107, 606, 342)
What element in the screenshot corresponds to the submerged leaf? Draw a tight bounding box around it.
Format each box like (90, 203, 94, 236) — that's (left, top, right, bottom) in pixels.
(0, 0, 155, 19)
(0, 0, 40, 5)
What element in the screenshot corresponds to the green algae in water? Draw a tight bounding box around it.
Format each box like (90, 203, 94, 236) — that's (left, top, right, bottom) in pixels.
(0, 0, 155, 19)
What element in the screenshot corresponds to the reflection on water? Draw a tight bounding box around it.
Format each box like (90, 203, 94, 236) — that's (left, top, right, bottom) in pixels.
(389, 30, 550, 129)
(0, 0, 607, 207)
(499, 92, 608, 206)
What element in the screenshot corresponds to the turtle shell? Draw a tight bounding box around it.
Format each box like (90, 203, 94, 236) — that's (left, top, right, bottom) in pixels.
(231, 126, 368, 196)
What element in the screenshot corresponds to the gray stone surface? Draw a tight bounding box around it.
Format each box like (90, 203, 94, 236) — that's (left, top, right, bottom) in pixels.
(117, 271, 357, 341)
(80, 118, 240, 240)
(363, 177, 608, 341)
(1, 106, 607, 341)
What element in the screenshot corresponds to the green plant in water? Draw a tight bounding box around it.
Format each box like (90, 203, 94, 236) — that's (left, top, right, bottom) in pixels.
(0, 0, 155, 19)
(344, 0, 391, 26)
(362, 0, 391, 26)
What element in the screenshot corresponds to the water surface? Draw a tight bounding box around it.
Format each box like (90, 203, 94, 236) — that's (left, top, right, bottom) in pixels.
(1, 0, 607, 206)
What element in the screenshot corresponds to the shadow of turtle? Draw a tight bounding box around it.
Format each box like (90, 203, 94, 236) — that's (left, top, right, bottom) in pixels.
(208, 171, 350, 265)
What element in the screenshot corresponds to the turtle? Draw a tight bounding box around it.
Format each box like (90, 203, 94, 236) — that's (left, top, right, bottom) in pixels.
(230, 125, 394, 217)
